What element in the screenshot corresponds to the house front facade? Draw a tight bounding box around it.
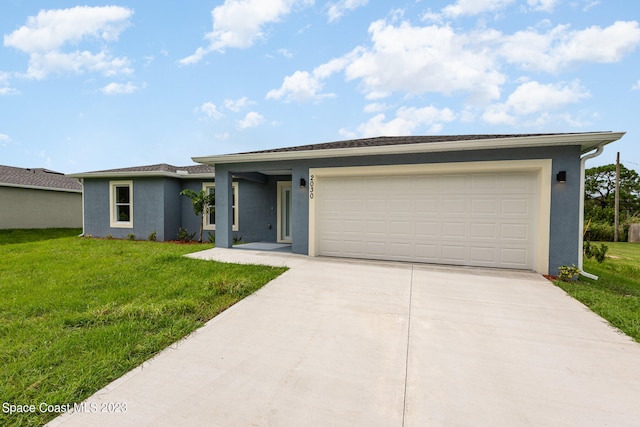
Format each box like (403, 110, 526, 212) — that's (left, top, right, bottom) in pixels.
(193, 132, 624, 275)
(71, 163, 294, 243)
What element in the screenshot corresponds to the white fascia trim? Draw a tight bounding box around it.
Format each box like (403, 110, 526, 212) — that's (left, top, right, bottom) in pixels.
(0, 183, 82, 193)
(193, 132, 624, 166)
(69, 171, 214, 179)
(308, 159, 552, 275)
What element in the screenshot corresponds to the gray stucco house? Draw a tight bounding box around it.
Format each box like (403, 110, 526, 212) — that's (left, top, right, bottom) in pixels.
(72, 164, 217, 242)
(192, 132, 624, 275)
(0, 165, 82, 229)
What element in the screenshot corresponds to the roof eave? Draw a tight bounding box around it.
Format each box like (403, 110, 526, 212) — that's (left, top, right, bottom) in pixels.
(0, 183, 82, 193)
(192, 132, 625, 166)
(69, 171, 215, 179)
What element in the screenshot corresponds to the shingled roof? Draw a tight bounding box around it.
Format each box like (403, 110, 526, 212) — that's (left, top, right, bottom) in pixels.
(237, 133, 580, 154)
(193, 132, 623, 166)
(0, 165, 82, 192)
(70, 163, 215, 178)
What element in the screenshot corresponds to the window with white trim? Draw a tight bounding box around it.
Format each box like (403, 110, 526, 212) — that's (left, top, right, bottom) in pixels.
(109, 180, 133, 228)
(203, 182, 238, 231)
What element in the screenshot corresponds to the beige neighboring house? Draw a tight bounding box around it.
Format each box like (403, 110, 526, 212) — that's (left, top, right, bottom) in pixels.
(0, 165, 82, 229)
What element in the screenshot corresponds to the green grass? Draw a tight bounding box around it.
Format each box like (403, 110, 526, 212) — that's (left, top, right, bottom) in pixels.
(555, 242, 640, 343)
(0, 229, 287, 426)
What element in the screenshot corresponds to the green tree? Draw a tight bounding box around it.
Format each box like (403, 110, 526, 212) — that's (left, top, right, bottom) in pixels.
(584, 164, 640, 223)
(179, 189, 215, 243)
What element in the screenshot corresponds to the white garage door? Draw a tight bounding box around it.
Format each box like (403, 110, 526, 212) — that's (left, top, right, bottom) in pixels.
(315, 171, 537, 270)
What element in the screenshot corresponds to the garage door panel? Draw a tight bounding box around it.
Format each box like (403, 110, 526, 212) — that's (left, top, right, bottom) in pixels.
(316, 171, 536, 270)
(501, 223, 529, 240)
(415, 199, 440, 213)
(364, 241, 386, 256)
(442, 245, 467, 262)
(470, 246, 498, 263)
(442, 222, 466, 238)
(470, 223, 498, 239)
(500, 248, 529, 266)
(502, 199, 531, 215)
(415, 221, 440, 237)
(443, 199, 467, 214)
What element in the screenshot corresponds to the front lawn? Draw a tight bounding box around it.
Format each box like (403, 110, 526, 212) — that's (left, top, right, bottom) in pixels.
(0, 229, 287, 426)
(554, 242, 640, 343)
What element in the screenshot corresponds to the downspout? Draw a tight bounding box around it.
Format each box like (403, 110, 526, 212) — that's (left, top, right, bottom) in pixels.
(78, 178, 85, 237)
(579, 144, 606, 280)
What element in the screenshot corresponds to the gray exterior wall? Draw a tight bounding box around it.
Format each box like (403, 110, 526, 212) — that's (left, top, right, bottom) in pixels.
(214, 145, 583, 274)
(83, 177, 213, 241)
(236, 175, 291, 243)
(0, 186, 82, 229)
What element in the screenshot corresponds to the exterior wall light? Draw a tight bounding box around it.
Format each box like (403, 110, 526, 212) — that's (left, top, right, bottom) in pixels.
(300, 178, 307, 188)
(556, 171, 567, 183)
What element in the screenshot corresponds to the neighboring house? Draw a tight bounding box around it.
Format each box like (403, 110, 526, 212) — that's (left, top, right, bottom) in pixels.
(0, 165, 82, 229)
(193, 132, 625, 275)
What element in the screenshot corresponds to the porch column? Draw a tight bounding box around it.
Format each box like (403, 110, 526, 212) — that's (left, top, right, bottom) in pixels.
(291, 165, 309, 255)
(215, 169, 233, 248)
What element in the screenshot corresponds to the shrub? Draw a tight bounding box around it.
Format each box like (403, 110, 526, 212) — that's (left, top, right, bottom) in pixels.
(207, 232, 215, 244)
(584, 241, 609, 263)
(558, 264, 580, 282)
(232, 234, 243, 244)
(584, 220, 628, 242)
(106, 234, 113, 240)
(127, 233, 136, 241)
(148, 230, 157, 242)
(177, 227, 195, 242)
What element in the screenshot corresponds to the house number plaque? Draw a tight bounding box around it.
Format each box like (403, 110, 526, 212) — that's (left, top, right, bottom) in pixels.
(309, 174, 315, 199)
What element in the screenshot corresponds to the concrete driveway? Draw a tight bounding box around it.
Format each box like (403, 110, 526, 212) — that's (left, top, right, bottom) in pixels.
(49, 248, 640, 426)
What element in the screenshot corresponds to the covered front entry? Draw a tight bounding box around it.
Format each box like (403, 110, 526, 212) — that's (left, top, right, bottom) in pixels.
(309, 161, 551, 272)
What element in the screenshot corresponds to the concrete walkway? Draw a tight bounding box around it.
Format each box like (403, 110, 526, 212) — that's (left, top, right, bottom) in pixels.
(49, 248, 640, 426)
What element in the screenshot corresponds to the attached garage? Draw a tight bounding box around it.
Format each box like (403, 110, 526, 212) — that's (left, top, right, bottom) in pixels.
(194, 132, 626, 275)
(309, 160, 551, 272)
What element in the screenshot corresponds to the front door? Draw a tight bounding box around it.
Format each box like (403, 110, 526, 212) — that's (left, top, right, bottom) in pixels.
(277, 181, 292, 243)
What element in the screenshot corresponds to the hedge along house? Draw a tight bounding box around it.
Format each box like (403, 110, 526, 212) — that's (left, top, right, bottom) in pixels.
(71, 163, 292, 243)
(193, 132, 624, 276)
(0, 165, 82, 229)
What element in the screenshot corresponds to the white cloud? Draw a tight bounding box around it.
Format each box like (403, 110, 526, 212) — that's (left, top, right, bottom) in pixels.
(277, 48, 293, 58)
(0, 133, 11, 146)
(180, 0, 313, 65)
(269, 19, 507, 104)
(196, 102, 224, 120)
(442, 0, 515, 18)
(344, 20, 505, 102)
(4, 6, 133, 80)
(527, 0, 560, 12)
(482, 80, 590, 125)
(238, 111, 265, 128)
(363, 103, 387, 113)
(633, 80, 640, 90)
(224, 96, 255, 112)
(100, 82, 143, 95)
(352, 105, 455, 137)
(500, 21, 640, 73)
(266, 70, 336, 103)
(327, 0, 368, 23)
(0, 86, 19, 96)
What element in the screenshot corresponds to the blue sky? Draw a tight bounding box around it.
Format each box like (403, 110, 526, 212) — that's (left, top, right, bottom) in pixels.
(1, 0, 639, 174)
